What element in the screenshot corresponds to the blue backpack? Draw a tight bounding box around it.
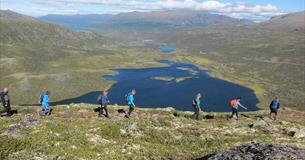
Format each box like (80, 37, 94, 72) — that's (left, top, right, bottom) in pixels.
(125, 93, 130, 103)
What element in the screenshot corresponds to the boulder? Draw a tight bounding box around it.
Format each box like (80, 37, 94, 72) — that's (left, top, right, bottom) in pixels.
(249, 120, 278, 133)
(294, 129, 305, 138)
(284, 127, 299, 136)
(205, 143, 305, 160)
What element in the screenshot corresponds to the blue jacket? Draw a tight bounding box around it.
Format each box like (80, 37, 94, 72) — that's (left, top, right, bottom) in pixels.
(270, 100, 280, 110)
(42, 95, 49, 108)
(101, 95, 109, 105)
(127, 93, 135, 107)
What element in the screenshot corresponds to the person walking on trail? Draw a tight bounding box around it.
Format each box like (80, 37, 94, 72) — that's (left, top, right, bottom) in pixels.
(192, 93, 203, 120)
(126, 89, 136, 118)
(0, 88, 11, 117)
(97, 90, 110, 118)
(269, 97, 280, 120)
(228, 97, 247, 120)
(41, 91, 51, 116)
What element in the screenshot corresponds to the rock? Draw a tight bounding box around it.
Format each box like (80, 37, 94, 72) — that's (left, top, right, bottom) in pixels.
(284, 127, 299, 136)
(250, 120, 268, 128)
(122, 143, 142, 153)
(86, 133, 115, 146)
(262, 117, 273, 122)
(280, 121, 289, 125)
(156, 107, 176, 112)
(78, 109, 89, 113)
(1, 128, 24, 138)
(249, 120, 278, 133)
(123, 123, 143, 138)
(205, 143, 305, 160)
(294, 129, 305, 138)
(19, 115, 40, 128)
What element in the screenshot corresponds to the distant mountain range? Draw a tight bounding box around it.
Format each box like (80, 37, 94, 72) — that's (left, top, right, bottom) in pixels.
(39, 10, 254, 30)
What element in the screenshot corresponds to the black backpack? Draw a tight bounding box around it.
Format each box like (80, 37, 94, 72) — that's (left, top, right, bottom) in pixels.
(0, 92, 3, 103)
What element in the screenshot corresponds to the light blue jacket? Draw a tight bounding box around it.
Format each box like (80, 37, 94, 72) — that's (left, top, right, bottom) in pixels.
(127, 93, 135, 107)
(42, 95, 49, 108)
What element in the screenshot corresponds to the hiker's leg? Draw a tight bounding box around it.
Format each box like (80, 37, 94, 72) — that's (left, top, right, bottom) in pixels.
(7, 105, 11, 116)
(274, 111, 277, 120)
(195, 107, 200, 120)
(104, 104, 109, 117)
(99, 104, 104, 115)
(229, 110, 235, 119)
(236, 110, 239, 120)
(128, 106, 134, 116)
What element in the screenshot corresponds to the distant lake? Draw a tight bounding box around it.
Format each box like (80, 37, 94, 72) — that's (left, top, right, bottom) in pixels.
(55, 60, 259, 112)
(157, 44, 176, 53)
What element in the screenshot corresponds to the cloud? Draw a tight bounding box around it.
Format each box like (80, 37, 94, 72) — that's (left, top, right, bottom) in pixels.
(30, 0, 286, 21)
(35, 0, 121, 5)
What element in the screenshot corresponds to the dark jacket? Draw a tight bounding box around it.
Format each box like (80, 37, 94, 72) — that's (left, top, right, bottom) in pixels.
(0, 92, 10, 107)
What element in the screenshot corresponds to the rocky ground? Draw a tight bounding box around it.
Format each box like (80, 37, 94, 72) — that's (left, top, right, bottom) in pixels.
(205, 143, 305, 160)
(0, 104, 305, 159)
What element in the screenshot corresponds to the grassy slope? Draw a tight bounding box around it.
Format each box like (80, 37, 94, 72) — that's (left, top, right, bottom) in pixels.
(0, 105, 305, 159)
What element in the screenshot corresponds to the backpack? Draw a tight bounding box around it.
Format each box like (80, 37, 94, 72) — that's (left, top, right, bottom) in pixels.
(229, 99, 238, 107)
(39, 92, 45, 103)
(0, 92, 3, 103)
(125, 93, 130, 103)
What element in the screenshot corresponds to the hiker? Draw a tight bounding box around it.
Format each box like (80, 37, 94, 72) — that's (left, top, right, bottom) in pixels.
(228, 97, 247, 120)
(97, 90, 110, 117)
(41, 91, 51, 116)
(269, 97, 280, 120)
(0, 88, 11, 116)
(192, 93, 203, 120)
(126, 89, 136, 118)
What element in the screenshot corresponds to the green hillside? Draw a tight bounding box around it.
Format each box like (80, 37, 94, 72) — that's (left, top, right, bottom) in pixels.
(0, 105, 305, 159)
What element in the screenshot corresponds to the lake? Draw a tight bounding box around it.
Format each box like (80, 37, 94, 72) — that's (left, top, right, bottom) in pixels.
(157, 44, 176, 53)
(55, 60, 259, 112)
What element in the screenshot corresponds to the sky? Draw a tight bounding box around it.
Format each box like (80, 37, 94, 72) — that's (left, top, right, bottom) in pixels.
(1, 0, 304, 21)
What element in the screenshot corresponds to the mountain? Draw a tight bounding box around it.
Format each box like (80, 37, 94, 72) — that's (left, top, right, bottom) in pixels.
(106, 10, 253, 27)
(38, 10, 253, 32)
(263, 11, 305, 30)
(0, 10, 109, 49)
(39, 14, 111, 30)
(0, 9, 36, 21)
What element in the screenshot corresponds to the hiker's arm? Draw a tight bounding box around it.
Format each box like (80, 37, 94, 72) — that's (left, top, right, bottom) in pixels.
(132, 102, 136, 107)
(278, 103, 280, 109)
(238, 102, 247, 110)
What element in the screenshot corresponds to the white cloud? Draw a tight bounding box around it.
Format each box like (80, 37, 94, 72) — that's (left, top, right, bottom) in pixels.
(35, 0, 121, 5)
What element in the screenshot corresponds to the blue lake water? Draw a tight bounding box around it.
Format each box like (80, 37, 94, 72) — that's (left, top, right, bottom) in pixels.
(55, 60, 259, 112)
(157, 44, 176, 53)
